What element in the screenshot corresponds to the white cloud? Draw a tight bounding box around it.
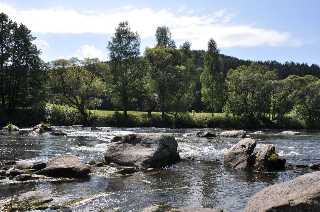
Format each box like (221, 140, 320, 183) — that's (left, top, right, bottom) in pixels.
(33, 40, 49, 50)
(72, 45, 106, 61)
(0, 2, 291, 49)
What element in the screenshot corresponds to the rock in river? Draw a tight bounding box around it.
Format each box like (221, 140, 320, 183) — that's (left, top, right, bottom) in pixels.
(245, 171, 320, 212)
(220, 130, 246, 138)
(36, 155, 90, 178)
(105, 134, 180, 170)
(223, 138, 256, 170)
(253, 144, 286, 171)
(224, 139, 285, 172)
(281, 130, 300, 135)
(196, 131, 216, 138)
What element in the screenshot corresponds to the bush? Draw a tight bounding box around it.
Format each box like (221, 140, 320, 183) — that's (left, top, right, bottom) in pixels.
(45, 103, 82, 126)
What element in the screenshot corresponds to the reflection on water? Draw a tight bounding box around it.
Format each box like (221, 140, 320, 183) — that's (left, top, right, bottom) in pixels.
(0, 127, 319, 211)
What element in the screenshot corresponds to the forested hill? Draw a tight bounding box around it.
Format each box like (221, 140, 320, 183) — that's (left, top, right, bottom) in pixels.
(192, 50, 320, 79)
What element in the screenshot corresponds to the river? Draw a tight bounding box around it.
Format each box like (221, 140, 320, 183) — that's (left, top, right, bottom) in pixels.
(0, 127, 319, 211)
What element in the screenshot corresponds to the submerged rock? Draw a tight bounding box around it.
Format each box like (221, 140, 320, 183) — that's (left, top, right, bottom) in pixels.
(253, 145, 286, 171)
(174, 207, 223, 212)
(36, 155, 90, 178)
(14, 174, 32, 181)
(105, 134, 180, 170)
(196, 131, 216, 138)
(51, 130, 67, 136)
(3, 191, 53, 212)
(245, 171, 320, 212)
(310, 163, 320, 170)
(220, 130, 246, 138)
(223, 138, 256, 170)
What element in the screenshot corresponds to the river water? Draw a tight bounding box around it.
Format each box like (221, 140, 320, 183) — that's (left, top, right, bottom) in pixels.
(0, 127, 319, 211)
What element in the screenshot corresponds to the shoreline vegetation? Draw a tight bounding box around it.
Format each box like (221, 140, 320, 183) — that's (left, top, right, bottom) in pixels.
(1, 13, 320, 130)
(3, 103, 309, 130)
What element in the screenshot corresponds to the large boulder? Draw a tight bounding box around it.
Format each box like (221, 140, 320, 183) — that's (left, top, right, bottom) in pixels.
(223, 138, 257, 170)
(245, 171, 320, 212)
(36, 155, 90, 178)
(220, 130, 246, 138)
(105, 134, 179, 170)
(253, 145, 286, 171)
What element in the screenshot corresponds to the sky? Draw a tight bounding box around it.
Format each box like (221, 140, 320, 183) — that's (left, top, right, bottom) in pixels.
(1, 0, 319, 65)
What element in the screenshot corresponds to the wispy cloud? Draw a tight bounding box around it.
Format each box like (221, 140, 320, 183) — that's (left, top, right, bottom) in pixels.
(33, 40, 50, 51)
(1, 2, 292, 49)
(72, 45, 106, 61)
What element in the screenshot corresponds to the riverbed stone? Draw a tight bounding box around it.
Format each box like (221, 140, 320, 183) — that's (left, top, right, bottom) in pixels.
(3, 191, 53, 211)
(196, 131, 216, 138)
(36, 155, 90, 178)
(2, 125, 19, 131)
(174, 207, 224, 212)
(281, 130, 300, 135)
(223, 138, 256, 170)
(15, 161, 33, 169)
(32, 162, 47, 171)
(220, 130, 246, 138)
(309, 163, 320, 170)
(253, 145, 286, 171)
(14, 174, 32, 181)
(51, 130, 67, 136)
(105, 134, 180, 170)
(9, 169, 27, 177)
(245, 171, 320, 212)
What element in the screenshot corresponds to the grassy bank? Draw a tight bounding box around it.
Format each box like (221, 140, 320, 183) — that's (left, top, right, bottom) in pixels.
(2, 103, 308, 129)
(84, 110, 305, 129)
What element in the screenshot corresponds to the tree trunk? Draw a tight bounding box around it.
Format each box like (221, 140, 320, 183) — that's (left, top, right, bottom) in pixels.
(147, 110, 152, 118)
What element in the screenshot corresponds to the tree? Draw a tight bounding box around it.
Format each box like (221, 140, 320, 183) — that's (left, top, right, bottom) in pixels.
(200, 38, 226, 116)
(155, 26, 176, 49)
(107, 21, 141, 118)
(49, 58, 106, 125)
(170, 41, 196, 116)
(145, 46, 176, 117)
(225, 62, 276, 121)
(290, 75, 320, 122)
(0, 12, 47, 121)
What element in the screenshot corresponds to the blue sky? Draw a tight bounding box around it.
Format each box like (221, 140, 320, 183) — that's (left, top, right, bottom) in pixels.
(1, 0, 319, 65)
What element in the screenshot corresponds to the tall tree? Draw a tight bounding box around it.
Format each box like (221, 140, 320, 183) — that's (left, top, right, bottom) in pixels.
(200, 38, 226, 116)
(145, 46, 175, 117)
(155, 26, 176, 49)
(107, 21, 141, 118)
(0, 12, 47, 120)
(49, 58, 106, 125)
(170, 41, 196, 116)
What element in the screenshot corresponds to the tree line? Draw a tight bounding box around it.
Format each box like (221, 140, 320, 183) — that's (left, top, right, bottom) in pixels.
(1, 13, 320, 127)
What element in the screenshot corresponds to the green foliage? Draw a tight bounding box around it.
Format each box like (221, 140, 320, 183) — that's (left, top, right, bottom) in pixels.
(7, 122, 13, 131)
(49, 58, 106, 125)
(225, 62, 276, 122)
(155, 26, 176, 49)
(45, 103, 82, 126)
(200, 38, 226, 116)
(0, 12, 48, 121)
(144, 46, 176, 117)
(106, 21, 141, 118)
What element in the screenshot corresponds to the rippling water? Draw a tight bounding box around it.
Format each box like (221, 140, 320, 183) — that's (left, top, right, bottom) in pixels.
(0, 127, 319, 211)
